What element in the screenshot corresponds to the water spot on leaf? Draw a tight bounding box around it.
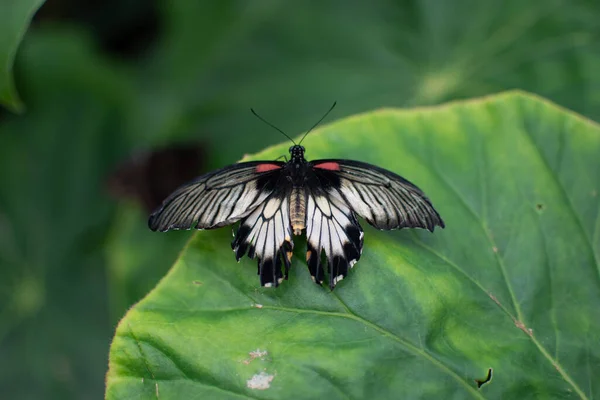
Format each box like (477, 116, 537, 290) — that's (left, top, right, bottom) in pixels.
(247, 371, 274, 390)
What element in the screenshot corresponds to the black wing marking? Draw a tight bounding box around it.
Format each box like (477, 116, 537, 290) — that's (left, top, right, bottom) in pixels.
(232, 192, 294, 287)
(148, 161, 284, 232)
(305, 189, 364, 289)
(312, 159, 445, 231)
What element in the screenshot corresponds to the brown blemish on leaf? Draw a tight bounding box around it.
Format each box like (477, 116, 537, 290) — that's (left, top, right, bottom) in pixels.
(515, 320, 533, 337)
(535, 203, 544, 211)
(192, 280, 203, 285)
(492, 246, 498, 253)
(488, 292, 500, 306)
(242, 348, 268, 365)
(489, 293, 534, 336)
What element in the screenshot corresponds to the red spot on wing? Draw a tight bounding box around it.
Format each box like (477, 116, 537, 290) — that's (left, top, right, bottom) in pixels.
(256, 163, 282, 173)
(314, 162, 341, 171)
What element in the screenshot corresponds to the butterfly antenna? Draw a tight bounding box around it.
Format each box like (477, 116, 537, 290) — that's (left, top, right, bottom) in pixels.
(298, 101, 337, 145)
(251, 108, 296, 145)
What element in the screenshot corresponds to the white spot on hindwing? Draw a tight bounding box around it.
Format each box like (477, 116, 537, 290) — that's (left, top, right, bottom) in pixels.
(262, 197, 282, 219)
(333, 274, 344, 285)
(314, 196, 332, 216)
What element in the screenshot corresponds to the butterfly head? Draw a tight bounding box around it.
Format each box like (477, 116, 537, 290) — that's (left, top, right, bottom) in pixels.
(289, 145, 305, 161)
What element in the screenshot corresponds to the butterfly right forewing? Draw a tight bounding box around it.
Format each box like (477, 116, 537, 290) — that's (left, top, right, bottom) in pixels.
(312, 159, 445, 232)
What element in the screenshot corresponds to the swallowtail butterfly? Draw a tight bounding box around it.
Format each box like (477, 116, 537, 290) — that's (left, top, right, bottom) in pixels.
(149, 107, 444, 289)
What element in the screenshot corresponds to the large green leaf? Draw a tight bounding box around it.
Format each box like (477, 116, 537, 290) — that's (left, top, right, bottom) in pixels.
(0, 0, 45, 112)
(106, 91, 600, 399)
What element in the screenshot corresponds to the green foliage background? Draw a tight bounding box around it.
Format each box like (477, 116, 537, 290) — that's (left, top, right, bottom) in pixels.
(0, 1, 599, 399)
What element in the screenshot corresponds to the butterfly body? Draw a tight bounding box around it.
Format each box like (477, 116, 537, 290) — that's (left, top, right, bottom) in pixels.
(149, 144, 444, 289)
(289, 187, 306, 235)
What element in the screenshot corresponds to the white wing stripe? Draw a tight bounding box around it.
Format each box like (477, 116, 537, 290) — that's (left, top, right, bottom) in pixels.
(214, 183, 243, 223)
(315, 196, 332, 216)
(339, 181, 373, 221)
(263, 197, 282, 219)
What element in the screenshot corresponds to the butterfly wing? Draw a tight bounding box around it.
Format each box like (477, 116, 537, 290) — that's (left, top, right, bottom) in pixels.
(311, 159, 445, 231)
(148, 161, 285, 232)
(304, 186, 364, 289)
(231, 189, 294, 287)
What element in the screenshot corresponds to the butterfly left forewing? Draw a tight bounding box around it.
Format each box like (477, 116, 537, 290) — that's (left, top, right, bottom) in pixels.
(149, 161, 284, 232)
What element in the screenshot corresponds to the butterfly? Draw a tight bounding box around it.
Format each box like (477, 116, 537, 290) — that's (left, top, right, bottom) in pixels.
(148, 105, 445, 289)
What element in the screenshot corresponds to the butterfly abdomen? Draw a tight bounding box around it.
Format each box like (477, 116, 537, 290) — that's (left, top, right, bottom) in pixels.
(290, 187, 306, 235)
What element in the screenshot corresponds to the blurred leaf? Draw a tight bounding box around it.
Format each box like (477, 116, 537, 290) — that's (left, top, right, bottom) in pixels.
(0, 0, 45, 112)
(106, 142, 207, 213)
(134, 0, 600, 168)
(106, 92, 600, 399)
(0, 28, 132, 399)
(105, 204, 190, 326)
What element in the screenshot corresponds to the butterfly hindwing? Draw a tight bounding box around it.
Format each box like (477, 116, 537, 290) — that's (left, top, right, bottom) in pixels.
(312, 159, 445, 231)
(232, 191, 294, 287)
(305, 187, 364, 289)
(148, 161, 284, 232)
